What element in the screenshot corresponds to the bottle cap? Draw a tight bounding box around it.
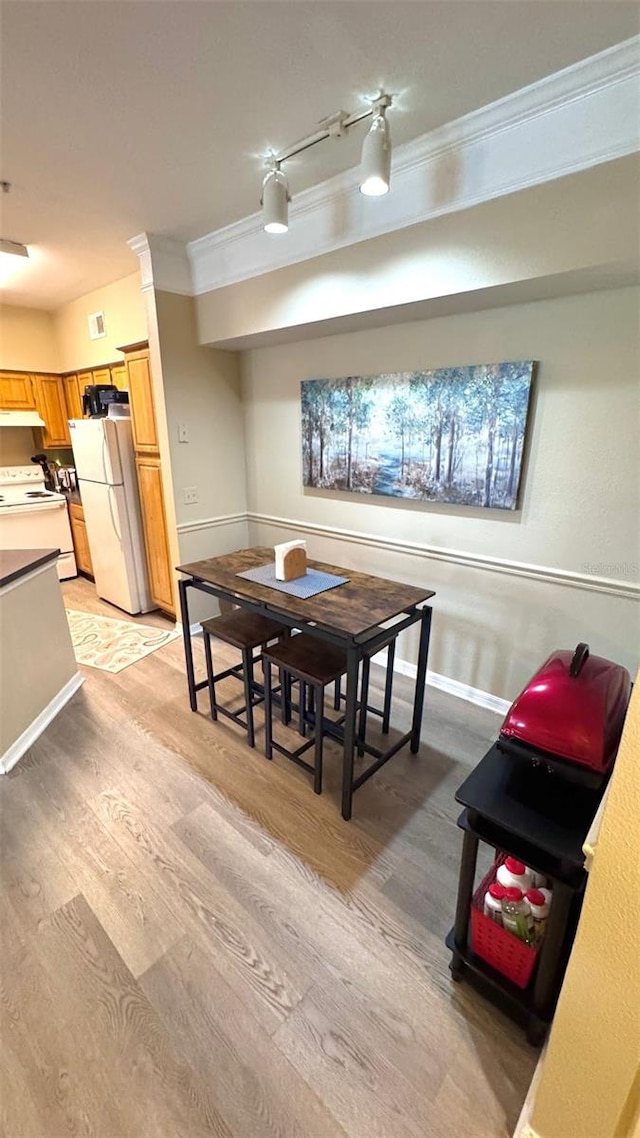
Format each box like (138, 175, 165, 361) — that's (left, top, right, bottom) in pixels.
(526, 888, 546, 906)
(504, 887, 523, 902)
(489, 883, 506, 900)
(504, 857, 527, 875)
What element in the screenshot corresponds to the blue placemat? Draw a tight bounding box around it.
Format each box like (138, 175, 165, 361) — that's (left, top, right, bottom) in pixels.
(236, 562, 348, 598)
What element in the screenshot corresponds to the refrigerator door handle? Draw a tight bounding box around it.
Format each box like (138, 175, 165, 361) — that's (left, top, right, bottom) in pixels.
(107, 484, 122, 544)
(101, 433, 110, 483)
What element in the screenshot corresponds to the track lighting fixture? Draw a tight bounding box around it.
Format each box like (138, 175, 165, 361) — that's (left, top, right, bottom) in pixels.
(359, 95, 392, 197)
(261, 93, 392, 234)
(262, 161, 290, 234)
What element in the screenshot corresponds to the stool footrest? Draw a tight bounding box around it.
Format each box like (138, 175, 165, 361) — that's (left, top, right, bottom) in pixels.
(270, 739, 316, 772)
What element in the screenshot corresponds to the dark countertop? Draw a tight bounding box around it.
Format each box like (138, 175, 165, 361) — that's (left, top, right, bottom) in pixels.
(0, 548, 60, 589)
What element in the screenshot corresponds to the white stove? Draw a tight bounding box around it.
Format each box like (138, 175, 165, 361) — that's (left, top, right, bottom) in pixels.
(0, 466, 77, 579)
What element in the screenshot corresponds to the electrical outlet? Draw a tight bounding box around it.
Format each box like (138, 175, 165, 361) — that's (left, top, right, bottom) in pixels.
(183, 486, 198, 505)
(178, 422, 189, 443)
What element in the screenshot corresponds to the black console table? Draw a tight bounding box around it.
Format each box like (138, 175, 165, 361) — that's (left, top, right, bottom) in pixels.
(446, 743, 606, 1045)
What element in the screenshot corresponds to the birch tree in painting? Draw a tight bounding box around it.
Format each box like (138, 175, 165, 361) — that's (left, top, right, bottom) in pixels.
(301, 361, 534, 510)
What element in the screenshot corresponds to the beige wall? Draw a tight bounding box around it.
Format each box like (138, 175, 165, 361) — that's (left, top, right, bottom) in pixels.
(196, 160, 638, 348)
(153, 290, 249, 624)
(0, 561, 79, 767)
(0, 304, 59, 371)
(529, 673, 640, 1138)
(54, 272, 147, 371)
(242, 285, 640, 700)
(0, 427, 38, 465)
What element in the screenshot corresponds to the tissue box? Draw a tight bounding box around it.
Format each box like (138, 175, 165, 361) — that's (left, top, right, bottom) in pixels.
(275, 540, 307, 581)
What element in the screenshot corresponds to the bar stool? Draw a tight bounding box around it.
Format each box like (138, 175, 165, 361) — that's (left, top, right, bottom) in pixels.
(200, 610, 286, 747)
(262, 634, 347, 794)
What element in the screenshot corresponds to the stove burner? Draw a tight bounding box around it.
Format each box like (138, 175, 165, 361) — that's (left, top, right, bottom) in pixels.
(26, 490, 52, 498)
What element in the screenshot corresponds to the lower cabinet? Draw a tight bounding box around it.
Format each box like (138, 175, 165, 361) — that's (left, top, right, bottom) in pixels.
(68, 502, 93, 576)
(135, 456, 175, 615)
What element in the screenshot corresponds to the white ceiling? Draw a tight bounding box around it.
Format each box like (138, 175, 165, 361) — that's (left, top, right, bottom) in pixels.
(2, 0, 638, 309)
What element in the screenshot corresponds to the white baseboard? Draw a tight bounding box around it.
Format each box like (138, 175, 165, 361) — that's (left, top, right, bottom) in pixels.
(371, 647, 511, 715)
(1, 672, 84, 774)
(513, 1044, 547, 1138)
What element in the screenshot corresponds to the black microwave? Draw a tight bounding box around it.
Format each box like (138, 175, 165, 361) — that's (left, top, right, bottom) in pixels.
(82, 384, 129, 417)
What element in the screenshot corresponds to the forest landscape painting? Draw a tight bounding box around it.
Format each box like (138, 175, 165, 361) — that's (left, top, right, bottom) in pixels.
(301, 361, 535, 510)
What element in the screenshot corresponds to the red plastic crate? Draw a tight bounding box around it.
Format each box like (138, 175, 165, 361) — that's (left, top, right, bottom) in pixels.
(470, 857, 540, 989)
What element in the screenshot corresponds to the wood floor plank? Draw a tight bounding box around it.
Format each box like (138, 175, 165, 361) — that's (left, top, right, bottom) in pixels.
(88, 787, 312, 1034)
(0, 894, 125, 1138)
(141, 934, 348, 1138)
(7, 762, 184, 977)
(174, 800, 461, 1089)
(273, 982, 445, 1138)
(34, 893, 233, 1138)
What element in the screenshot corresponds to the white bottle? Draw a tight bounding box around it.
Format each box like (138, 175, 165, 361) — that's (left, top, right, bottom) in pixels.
(496, 857, 534, 893)
(483, 882, 506, 925)
(525, 888, 551, 943)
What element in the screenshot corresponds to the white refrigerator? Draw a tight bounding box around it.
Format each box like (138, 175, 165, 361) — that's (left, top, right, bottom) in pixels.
(69, 417, 153, 614)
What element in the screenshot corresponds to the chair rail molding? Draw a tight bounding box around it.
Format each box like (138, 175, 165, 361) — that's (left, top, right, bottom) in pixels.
(247, 511, 640, 602)
(188, 36, 640, 295)
(176, 512, 248, 536)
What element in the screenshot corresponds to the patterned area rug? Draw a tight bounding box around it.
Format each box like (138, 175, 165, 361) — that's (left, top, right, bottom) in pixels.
(66, 609, 180, 673)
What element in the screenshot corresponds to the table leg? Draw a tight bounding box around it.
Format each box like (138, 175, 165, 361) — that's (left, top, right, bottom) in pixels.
(531, 879, 574, 1019)
(410, 605, 433, 753)
(178, 578, 197, 712)
(341, 645, 360, 821)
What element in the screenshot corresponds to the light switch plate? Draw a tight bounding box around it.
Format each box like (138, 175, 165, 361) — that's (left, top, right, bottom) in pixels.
(183, 486, 198, 505)
(178, 423, 189, 443)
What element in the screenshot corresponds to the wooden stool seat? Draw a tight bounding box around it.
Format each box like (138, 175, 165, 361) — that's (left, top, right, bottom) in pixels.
(201, 611, 286, 651)
(262, 634, 346, 685)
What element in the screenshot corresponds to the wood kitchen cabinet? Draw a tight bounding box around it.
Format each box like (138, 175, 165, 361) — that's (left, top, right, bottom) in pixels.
(62, 373, 84, 421)
(135, 456, 174, 612)
(123, 346, 158, 453)
(91, 367, 112, 386)
(110, 364, 128, 391)
(68, 501, 93, 576)
(0, 372, 35, 409)
(33, 374, 71, 447)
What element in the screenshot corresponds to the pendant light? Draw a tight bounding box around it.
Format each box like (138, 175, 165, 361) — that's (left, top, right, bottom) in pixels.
(359, 96, 392, 196)
(262, 162, 290, 233)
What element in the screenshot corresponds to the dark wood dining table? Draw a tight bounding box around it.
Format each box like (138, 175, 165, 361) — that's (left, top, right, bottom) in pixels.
(177, 547, 435, 820)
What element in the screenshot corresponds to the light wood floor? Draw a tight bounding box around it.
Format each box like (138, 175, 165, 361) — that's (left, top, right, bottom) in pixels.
(1, 577, 537, 1137)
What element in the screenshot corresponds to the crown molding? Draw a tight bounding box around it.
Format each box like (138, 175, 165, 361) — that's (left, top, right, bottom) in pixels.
(188, 36, 640, 296)
(128, 232, 193, 296)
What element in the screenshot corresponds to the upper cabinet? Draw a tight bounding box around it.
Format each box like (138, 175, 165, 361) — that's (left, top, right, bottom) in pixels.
(91, 367, 111, 386)
(63, 373, 83, 421)
(33, 374, 72, 448)
(124, 347, 158, 453)
(110, 364, 128, 391)
(0, 372, 35, 410)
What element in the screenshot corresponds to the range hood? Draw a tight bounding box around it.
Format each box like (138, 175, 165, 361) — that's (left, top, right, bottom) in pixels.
(0, 409, 46, 428)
